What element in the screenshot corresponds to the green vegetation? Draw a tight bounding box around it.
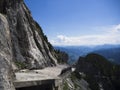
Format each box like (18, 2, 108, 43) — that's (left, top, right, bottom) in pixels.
(70, 71, 81, 80)
(70, 71, 82, 89)
(15, 61, 26, 69)
(55, 49, 69, 64)
(76, 53, 120, 90)
(63, 82, 69, 90)
(85, 53, 114, 76)
(84, 74, 99, 90)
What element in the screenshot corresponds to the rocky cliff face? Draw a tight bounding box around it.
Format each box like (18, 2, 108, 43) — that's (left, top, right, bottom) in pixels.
(74, 54, 120, 90)
(0, 0, 57, 69)
(0, 14, 15, 90)
(0, 0, 58, 90)
(63, 53, 120, 90)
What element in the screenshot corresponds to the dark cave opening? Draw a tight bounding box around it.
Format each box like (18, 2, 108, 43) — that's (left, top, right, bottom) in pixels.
(16, 84, 53, 90)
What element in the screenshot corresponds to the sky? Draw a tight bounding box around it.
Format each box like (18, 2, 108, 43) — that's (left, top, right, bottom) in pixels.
(25, 0, 120, 46)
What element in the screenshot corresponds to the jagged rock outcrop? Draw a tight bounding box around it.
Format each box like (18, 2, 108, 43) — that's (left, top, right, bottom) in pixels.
(62, 71, 91, 90)
(0, 0, 58, 90)
(0, 0, 57, 70)
(75, 53, 120, 90)
(63, 53, 120, 90)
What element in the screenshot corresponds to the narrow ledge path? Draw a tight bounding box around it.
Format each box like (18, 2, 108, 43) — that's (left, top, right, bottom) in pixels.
(14, 65, 71, 89)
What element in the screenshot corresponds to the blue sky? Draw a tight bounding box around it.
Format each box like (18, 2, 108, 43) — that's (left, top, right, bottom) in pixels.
(25, 0, 120, 46)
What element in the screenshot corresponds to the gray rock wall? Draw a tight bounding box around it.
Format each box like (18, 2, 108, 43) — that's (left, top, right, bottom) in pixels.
(0, 0, 57, 70)
(0, 0, 58, 90)
(0, 14, 15, 90)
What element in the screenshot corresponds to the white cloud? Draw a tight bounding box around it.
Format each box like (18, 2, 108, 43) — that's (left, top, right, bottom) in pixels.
(50, 24, 120, 46)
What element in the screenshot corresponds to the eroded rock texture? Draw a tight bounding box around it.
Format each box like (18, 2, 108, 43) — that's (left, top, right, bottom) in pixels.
(0, 0, 58, 90)
(0, 0, 57, 70)
(0, 14, 15, 90)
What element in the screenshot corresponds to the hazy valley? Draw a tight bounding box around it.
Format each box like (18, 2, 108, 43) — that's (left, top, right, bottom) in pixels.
(55, 45, 120, 64)
(0, 0, 120, 90)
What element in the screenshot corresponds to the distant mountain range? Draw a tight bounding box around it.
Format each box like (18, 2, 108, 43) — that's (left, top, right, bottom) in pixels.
(54, 44, 120, 64)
